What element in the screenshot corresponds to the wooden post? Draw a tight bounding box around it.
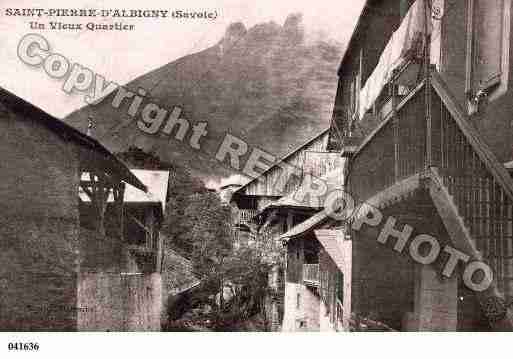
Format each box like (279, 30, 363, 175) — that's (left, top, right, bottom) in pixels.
(424, 0, 433, 169)
(80, 171, 111, 237)
(392, 76, 400, 182)
(113, 182, 125, 241)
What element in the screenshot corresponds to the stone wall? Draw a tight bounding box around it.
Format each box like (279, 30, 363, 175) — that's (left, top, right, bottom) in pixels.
(281, 282, 320, 332)
(77, 228, 162, 331)
(351, 226, 416, 330)
(0, 108, 80, 330)
(413, 264, 457, 331)
(77, 273, 162, 331)
(319, 300, 335, 332)
(302, 286, 320, 330)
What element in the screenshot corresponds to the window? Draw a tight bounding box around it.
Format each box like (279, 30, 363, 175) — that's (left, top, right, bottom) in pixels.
(466, 0, 510, 104)
(346, 76, 357, 135)
(328, 270, 336, 324)
(335, 272, 345, 330)
(296, 293, 301, 309)
(349, 74, 359, 117)
(345, 50, 363, 135)
(336, 272, 344, 303)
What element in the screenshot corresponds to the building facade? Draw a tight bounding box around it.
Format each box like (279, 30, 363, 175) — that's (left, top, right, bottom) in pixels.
(0, 87, 164, 331)
(326, 0, 513, 331)
(236, 0, 513, 332)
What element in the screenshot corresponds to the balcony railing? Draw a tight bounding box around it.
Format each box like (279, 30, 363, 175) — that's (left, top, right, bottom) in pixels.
(233, 208, 258, 226)
(348, 83, 426, 203)
(303, 264, 320, 287)
(347, 73, 513, 298)
(432, 86, 513, 294)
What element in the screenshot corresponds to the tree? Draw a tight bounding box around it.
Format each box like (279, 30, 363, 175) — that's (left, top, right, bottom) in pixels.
(164, 190, 273, 329)
(117, 146, 206, 256)
(116, 147, 273, 329)
(185, 192, 233, 281)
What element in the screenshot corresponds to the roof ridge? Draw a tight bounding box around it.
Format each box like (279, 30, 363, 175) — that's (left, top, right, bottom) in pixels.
(0, 86, 147, 192)
(234, 127, 330, 194)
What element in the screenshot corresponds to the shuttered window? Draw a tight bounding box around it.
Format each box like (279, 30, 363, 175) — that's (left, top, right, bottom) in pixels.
(336, 271, 344, 303)
(468, 0, 505, 93)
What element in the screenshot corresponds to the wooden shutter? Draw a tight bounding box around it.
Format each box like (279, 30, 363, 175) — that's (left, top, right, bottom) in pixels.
(336, 271, 344, 302)
(473, 0, 504, 90)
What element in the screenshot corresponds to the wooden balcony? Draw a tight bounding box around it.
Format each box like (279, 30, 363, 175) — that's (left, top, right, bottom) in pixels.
(127, 244, 159, 273)
(233, 208, 258, 226)
(348, 81, 427, 204)
(303, 151, 344, 179)
(347, 73, 513, 318)
(303, 264, 320, 287)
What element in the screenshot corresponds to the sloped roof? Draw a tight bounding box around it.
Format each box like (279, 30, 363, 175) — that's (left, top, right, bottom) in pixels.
(80, 170, 169, 212)
(314, 229, 347, 272)
(0, 86, 146, 192)
(126, 170, 169, 212)
(258, 166, 344, 216)
(279, 210, 330, 242)
(234, 128, 330, 195)
(337, 0, 372, 74)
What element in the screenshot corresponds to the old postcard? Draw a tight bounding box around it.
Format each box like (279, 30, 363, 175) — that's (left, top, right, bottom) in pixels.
(0, 0, 512, 357)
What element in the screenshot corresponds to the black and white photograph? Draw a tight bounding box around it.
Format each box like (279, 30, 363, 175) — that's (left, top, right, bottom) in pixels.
(0, 0, 512, 357)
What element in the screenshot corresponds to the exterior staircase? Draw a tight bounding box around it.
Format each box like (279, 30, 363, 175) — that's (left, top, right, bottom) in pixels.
(426, 75, 513, 329)
(347, 71, 513, 329)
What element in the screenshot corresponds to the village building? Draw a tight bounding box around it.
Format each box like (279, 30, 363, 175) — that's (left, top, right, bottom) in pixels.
(0, 87, 166, 331)
(229, 129, 345, 330)
(78, 169, 169, 330)
(270, 168, 349, 332)
(230, 0, 513, 332)
(319, 0, 513, 331)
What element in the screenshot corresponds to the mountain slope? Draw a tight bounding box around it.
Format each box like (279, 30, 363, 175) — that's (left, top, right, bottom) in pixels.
(64, 14, 342, 180)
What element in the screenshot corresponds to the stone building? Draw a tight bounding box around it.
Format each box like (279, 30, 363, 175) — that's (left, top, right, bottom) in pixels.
(229, 129, 344, 331)
(77, 169, 169, 330)
(232, 0, 513, 332)
(323, 0, 513, 330)
(0, 87, 164, 331)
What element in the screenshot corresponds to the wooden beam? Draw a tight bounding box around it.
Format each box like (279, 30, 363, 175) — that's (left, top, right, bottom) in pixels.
(431, 72, 513, 200)
(352, 173, 424, 221)
(352, 80, 426, 158)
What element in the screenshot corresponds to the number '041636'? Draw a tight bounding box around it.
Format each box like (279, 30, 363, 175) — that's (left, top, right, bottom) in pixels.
(8, 342, 39, 351)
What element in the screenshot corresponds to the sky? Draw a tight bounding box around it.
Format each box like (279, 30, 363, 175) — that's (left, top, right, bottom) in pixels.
(0, 0, 364, 118)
